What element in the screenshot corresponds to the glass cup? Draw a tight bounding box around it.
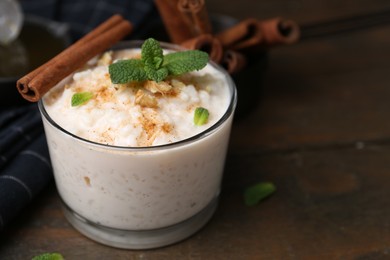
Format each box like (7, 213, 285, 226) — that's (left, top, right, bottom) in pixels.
(38, 41, 237, 249)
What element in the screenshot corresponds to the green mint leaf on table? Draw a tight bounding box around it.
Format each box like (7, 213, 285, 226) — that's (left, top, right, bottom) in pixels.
(109, 38, 209, 83)
(109, 59, 147, 83)
(32, 252, 64, 260)
(163, 50, 209, 76)
(244, 182, 276, 206)
(194, 107, 209, 126)
(71, 92, 93, 107)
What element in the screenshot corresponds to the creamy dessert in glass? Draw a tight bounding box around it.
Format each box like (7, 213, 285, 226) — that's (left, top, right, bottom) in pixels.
(38, 40, 237, 249)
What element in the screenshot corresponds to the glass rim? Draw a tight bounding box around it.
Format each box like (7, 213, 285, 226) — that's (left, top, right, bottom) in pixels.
(38, 40, 237, 152)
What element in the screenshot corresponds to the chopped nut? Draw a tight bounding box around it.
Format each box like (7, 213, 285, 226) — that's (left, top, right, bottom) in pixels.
(97, 51, 113, 66)
(171, 79, 186, 89)
(135, 89, 158, 108)
(144, 80, 172, 94)
(84, 176, 91, 187)
(168, 79, 185, 96)
(117, 81, 142, 90)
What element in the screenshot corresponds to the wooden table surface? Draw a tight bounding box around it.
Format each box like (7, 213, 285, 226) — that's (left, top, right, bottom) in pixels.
(3, 1, 390, 259)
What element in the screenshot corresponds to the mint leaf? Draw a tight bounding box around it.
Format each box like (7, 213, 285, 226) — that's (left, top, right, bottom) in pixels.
(109, 59, 147, 83)
(244, 182, 276, 206)
(32, 253, 64, 260)
(142, 38, 164, 70)
(163, 50, 209, 76)
(71, 92, 93, 107)
(194, 107, 209, 126)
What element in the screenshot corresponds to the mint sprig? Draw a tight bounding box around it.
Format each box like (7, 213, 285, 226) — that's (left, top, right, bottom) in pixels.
(109, 38, 209, 84)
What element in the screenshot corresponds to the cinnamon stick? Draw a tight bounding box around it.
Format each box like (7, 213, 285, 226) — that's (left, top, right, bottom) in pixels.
(17, 15, 124, 94)
(180, 34, 223, 63)
(257, 17, 300, 47)
(154, 0, 194, 44)
(215, 18, 263, 51)
(17, 15, 132, 102)
(177, 0, 212, 36)
(220, 50, 247, 75)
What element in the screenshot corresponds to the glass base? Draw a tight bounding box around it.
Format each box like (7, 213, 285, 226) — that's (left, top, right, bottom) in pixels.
(61, 198, 218, 249)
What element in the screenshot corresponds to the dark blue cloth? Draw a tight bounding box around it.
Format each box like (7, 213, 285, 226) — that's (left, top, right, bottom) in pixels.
(0, 105, 51, 230)
(19, 0, 157, 41)
(1, 0, 156, 230)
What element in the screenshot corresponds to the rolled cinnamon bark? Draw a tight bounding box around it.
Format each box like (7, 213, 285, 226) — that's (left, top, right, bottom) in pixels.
(177, 0, 212, 36)
(155, 0, 194, 44)
(17, 15, 133, 102)
(220, 50, 247, 75)
(17, 15, 124, 98)
(215, 18, 263, 51)
(257, 17, 300, 47)
(180, 34, 223, 63)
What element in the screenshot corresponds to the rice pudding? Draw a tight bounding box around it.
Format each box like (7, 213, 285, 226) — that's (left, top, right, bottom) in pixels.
(39, 41, 237, 249)
(44, 48, 230, 147)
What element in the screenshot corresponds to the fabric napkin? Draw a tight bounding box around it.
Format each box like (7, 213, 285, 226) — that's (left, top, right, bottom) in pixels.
(0, 105, 51, 230)
(1, 0, 157, 230)
(19, 0, 156, 41)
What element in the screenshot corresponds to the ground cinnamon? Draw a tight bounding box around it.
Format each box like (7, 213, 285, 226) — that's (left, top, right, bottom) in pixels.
(17, 15, 132, 102)
(177, 0, 212, 36)
(180, 34, 223, 63)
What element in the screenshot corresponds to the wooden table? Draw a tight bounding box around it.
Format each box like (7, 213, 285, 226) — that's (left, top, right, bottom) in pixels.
(3, 1, 390, 259)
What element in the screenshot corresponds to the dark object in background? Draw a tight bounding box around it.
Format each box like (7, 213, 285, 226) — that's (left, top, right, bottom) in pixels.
(0, 16, 71, 107)
(18, 0, 155, 41)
